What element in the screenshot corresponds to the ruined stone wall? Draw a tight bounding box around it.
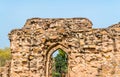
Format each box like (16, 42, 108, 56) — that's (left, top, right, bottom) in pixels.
(0, 18, 120, 77)
(0, 61, 10, 77)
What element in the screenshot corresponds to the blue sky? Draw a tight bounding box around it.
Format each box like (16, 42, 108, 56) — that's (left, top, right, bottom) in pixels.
(0, 0, 120, 48)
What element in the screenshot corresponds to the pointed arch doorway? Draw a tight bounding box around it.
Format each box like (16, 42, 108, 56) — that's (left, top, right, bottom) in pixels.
(46, 45, 69, 77)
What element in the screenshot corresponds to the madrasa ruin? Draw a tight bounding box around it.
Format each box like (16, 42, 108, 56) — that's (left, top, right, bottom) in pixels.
(0, 17, 120, 77)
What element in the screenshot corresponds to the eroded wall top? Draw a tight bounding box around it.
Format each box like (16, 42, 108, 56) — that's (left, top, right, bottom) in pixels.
(23, 18, 93, 29)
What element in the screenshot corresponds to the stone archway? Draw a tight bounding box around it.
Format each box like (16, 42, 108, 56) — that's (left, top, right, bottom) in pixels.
(46, 44, 70, 77)
(6, 18, 120, 77)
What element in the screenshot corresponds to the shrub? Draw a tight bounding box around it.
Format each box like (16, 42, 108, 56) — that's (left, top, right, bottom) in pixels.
(0, 47, 11, 67)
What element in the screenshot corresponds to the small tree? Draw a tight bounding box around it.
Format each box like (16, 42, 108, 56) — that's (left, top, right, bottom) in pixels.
(52, 49, 68, 77)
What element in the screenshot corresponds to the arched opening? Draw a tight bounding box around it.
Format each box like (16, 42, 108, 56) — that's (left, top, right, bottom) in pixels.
(49, 48, 68, 77)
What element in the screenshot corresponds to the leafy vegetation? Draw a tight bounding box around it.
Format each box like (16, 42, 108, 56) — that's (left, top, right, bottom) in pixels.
(0, 47, 11, 67)
(52, 49, 68, 77)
